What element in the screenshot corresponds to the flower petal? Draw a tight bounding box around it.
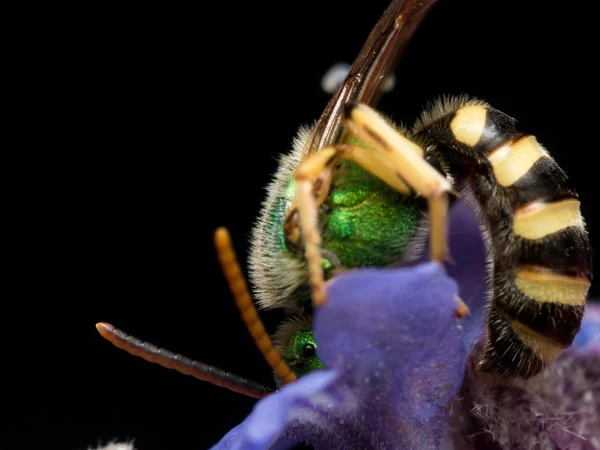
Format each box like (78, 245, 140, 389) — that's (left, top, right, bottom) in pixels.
(573, 303, 600, 352)
(314, 262, 475, 448)
(211, 370, 339, 450)
(212, 261, 484, 450)
(416, 195, 490, 347)
(443, 197, 489, 348)
(212, 196, 491, 450)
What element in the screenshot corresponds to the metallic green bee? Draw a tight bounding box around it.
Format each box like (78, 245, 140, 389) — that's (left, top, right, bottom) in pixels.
(97, 0, 591, 397)
(97, 0, 438, 396)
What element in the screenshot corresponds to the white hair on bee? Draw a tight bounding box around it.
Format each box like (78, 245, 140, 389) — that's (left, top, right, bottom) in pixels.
(412, 94, 488, 133)
(248, 125, 312, 310)
(248, 116, 434, 310)
(321, 63, 395, 95)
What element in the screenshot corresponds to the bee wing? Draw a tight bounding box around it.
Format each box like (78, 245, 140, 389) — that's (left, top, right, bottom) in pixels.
(303, 0, 438, 156)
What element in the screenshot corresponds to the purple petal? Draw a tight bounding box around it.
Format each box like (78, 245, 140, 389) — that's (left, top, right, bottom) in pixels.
(443, 197, 489, 348)
(211, 370, 339, 450)
(212, 196, 491, 450)
(573, 303, 600, 352)
(212, 262, 483, 450)
(313, 262, 473, 448)
(417, 194, 490, 348)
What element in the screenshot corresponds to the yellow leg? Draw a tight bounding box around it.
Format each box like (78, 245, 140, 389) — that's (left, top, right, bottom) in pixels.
(296, 180, 326, 306)
(292, 142, 413, 308)
(346, 103, 452, 262)
(454, 295, 469, 318)
(292, 104, 453, 308)
(428, 195, 449, 262)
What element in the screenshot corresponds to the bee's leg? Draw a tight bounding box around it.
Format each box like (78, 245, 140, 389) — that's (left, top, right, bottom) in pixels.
(291, 143, 414, 307)
(290, 147, 340, 308)
(345, 103, 454, 262)
(292, 129, 449, 307)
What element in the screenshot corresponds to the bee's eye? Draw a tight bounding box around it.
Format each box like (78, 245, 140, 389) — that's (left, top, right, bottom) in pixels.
(301, 343, 316, 358)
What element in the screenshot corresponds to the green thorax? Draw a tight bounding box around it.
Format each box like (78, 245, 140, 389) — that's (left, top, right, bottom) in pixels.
(267, 138, 421, 270)
(320, 138, 421, 269)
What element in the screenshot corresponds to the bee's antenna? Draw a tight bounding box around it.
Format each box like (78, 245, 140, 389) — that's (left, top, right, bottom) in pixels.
(214, 227, 298, 385)
(95, 322, 274, 399)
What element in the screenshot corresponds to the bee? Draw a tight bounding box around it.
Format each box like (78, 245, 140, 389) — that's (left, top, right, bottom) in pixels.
(97, 0, 592, 405)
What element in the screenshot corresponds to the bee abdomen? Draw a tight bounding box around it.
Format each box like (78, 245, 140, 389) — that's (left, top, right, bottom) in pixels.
(496, 266, 587, 345)
(415, 97, 592, 378)
(480, 305, 558, 379)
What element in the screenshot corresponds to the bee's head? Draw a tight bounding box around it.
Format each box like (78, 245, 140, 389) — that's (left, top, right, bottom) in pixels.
(273, 315, 325, 385)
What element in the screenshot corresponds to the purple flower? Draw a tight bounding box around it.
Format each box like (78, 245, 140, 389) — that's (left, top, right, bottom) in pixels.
(573, 305, 600, 353)
(213, 262, 474, 450)
(452, 305, 600, 450)
(211, 201, 600, 450)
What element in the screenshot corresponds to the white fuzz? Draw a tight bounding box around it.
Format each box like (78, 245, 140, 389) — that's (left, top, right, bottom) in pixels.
(248, 125, 311, 310)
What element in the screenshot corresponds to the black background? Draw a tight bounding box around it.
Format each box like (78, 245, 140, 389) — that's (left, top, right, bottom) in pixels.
(4, 0, 599, 449)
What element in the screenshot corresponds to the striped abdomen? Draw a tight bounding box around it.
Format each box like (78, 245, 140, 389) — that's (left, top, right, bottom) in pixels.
(414, 98, 592, 378)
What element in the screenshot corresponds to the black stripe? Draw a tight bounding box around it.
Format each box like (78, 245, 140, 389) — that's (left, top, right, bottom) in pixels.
(421, 106, 518, 161)
(421, 111, 457, 149)
(420, 112, 487, 162)
(480, 306, 547, 379)
(473, 108, 519, 155)
(517, 226, 593, 278)
(507, 156, 578, 208)
(493, 275, 584, 346)
(415, 101, 592, 379)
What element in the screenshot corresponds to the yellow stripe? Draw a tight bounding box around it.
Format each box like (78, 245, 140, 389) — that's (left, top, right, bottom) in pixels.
(488, 135, 547, 186)
(513, 198, 583, 240)
(515, 266, 590, 306)
(450, 105, 487, 146)
(511, 320, 565, 363)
